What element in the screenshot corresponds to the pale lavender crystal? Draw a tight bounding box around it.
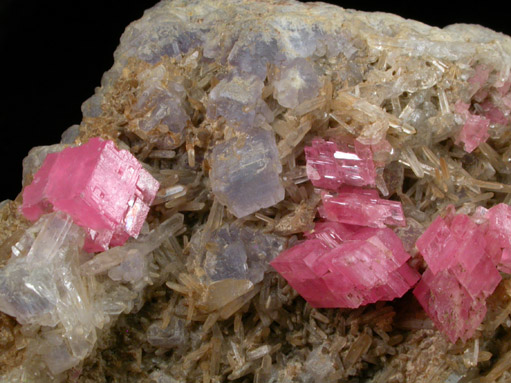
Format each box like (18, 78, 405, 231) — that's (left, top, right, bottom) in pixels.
(209, 129, 285, 217)
(146, 317, 187, 349)
(228, 34, 283, 80)
(132, 65, 190, 146)
(273, 58, 321, 108)
(305, 138, 376, 190)
(207, 73, 272, 130)
(204, 223, 285, 284)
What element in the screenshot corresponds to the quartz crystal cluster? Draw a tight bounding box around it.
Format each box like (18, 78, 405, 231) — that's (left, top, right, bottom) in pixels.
(3, 0, 511, 382)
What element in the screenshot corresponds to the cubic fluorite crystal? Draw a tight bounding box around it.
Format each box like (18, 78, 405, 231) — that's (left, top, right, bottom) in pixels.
(21, 137, 159, 252)
(209, 129, 285, 218)
(3, 0, 511, 381)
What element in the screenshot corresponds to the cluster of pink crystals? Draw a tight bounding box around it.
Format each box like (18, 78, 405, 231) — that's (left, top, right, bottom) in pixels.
(271, 138, 418, 308)
(305, 138, 376, 190)
(413, 205, 510, 343)
(271, 222, 420, 308)
(22, 137, 159, 252)
(454, 66, 511, 153)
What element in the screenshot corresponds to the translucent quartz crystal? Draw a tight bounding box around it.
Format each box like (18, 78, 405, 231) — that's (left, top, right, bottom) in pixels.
(0, 212, 81, 326)
(414, 207, 503, 342)
(202, 223, 285, 284)
(21, 137, 159, 252)
(271, 223, 419, 308)
(0, 212, 96, 373)
(80, 213, 184, 278)
(321, 187, 406, 228)
(210, 129, 285, 218)
(305, 138, 376, 190)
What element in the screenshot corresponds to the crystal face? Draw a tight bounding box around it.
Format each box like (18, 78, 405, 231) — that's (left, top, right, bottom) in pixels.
(21, 137, 159, 252)
(3, 0, 511, 381)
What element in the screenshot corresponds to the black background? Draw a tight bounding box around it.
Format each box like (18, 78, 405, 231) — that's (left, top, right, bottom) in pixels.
(1, 0, 510, 201)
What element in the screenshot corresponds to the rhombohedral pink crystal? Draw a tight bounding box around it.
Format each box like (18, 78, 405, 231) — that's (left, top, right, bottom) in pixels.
(21, 137, 159, 252)
(414, 206, 505, 343)
(305, 138, 376, 190)
(271, 223, 420, 308)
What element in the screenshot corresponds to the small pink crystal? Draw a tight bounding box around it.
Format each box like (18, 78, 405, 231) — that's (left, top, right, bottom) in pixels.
(468, 64, 490, 89)
(481, 100, 508, 125)
(22, 137, 159, 252)
(455, 114, 490, 153)
(321, 187, 406, 228)
(305, 138, 376, 190)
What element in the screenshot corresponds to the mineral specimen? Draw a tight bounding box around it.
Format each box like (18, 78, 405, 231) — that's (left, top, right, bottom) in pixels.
(2, 0, 511, 382)
(21, 137, 159, 252)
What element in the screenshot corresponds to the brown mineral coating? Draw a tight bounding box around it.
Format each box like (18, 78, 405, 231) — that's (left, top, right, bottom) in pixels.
(0, 313, 23, 376)
(3, 0, 511, 381)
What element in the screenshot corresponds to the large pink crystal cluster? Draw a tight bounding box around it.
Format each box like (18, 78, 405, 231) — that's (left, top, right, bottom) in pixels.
(22, 137, 159, 252)
(413, 205, 511, 343)
(271, 138, 419, 308)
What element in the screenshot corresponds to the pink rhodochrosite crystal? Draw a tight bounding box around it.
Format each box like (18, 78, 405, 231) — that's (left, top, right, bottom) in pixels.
(305, 138, 376, 190)
(21, 137, 159, 252)
(272, 135, 416, 309)
(321, 187, 406, 228)
(456, 114, 490, 153)
(271, 223, 420, 308)
(414, 206, 504, 343)
(414, 269, 487, 344)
